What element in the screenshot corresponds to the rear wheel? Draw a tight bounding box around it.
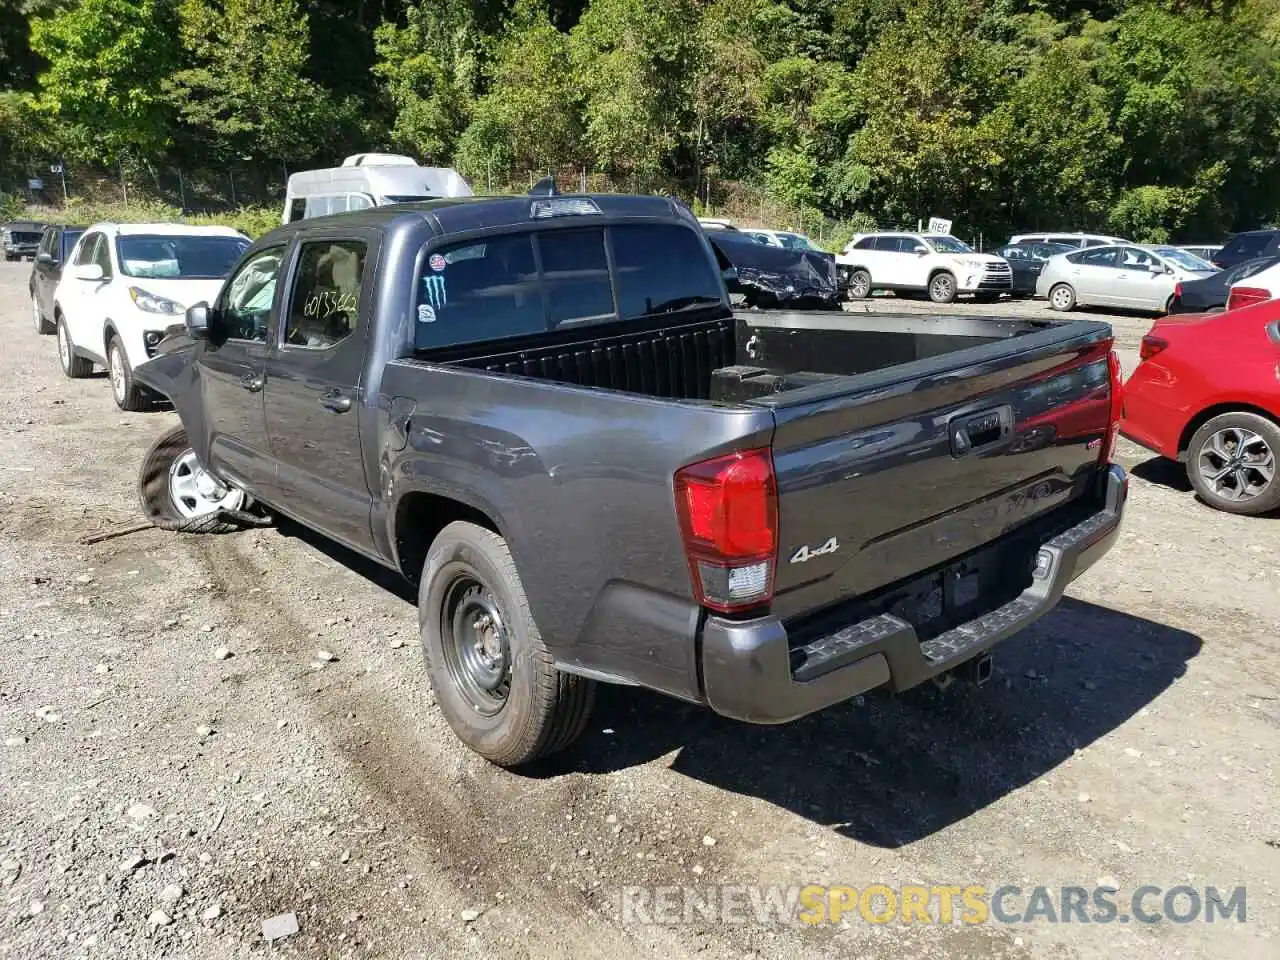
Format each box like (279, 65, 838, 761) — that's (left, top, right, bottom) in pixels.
(928, 271, 957, 304)
(1048, 283, 1076, 312)
(32, 293, 54, 335)
(108, 334, 147, 411)
(56, 316, 92, 378)
(845, 269, 871, 300)
(419, 521, 595, 767)
(1186, 412, 1280, 516)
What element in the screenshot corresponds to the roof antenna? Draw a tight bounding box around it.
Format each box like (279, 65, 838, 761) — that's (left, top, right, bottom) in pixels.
(529, 175, 559, 197)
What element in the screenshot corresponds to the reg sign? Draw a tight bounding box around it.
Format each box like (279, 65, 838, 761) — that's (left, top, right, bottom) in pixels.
(928, 216, 953, 235)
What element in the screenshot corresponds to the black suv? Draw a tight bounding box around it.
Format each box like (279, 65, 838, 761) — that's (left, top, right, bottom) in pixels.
(28, 223, 85, 335)
(1213, 229, 1280, 269)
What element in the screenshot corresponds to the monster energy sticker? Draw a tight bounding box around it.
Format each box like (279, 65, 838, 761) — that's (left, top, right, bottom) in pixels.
(422, 275, 447, 309)
(417, 303, 437, 324)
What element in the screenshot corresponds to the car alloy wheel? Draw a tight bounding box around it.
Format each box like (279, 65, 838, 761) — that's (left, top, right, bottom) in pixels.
(1195, 426, 1275, 505)
(929, 272, 956, 303)
(109, 341, 127, 404)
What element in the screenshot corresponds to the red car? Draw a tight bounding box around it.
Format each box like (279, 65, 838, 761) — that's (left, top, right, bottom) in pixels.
(1121, 298, 1280, 515)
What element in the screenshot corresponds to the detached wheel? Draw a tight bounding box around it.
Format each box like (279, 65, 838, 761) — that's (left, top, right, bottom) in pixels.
(1186, 412, 1280, 516)
(419, 521, 595, 767)
(138, 425, 247, 533)
(32, 293, 54, 335)
(108, 334, 146, 411)
(846, 269, 871, 300)
(56, 316, 92, 378)
(928, 271, 957, 304)
(1048, 283, 1076, 312)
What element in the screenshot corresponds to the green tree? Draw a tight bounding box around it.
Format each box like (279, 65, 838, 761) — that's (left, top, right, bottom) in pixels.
(373, 0, 481, 163)
(27, 0, 178, 162)
(457, 0, 583, 180)
(166, 0, 328, 164)
(569, 0, 701, 176)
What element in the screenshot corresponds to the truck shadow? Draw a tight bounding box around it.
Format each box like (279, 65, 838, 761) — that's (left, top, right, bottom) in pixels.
(270, 519, 1200, 849)
(547, 598, 1200, 849)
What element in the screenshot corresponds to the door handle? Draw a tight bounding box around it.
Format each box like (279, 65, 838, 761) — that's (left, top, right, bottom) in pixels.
(240, 373, 263, 392)
(319, 390, 352, 413)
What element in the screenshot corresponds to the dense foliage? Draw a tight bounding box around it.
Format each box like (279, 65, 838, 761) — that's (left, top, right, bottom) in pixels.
(4, 0, 1280, 240)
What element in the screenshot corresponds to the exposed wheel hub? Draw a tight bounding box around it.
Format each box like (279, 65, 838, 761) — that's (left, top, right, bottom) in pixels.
(442, 577, 512, 714)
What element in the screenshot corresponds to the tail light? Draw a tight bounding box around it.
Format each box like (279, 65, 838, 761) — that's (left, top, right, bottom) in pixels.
(674, 448, 778, 614)
(1172, 282, 1183, 300)
(1226, 286, 1271, 312)
(1139, 335, 1168, 361)
(1097, 349, 1124, 465)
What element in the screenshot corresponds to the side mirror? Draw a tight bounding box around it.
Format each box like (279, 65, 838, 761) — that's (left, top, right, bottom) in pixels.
(36, 251, 55, 265)
(185, 302, 211, 340)
(721, 266, 739, 283)
(73, 263, 104, 282)
(914, 246, 929, 255)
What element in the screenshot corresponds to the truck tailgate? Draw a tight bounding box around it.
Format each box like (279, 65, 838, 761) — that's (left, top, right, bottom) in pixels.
(759, 321, 1115, 620)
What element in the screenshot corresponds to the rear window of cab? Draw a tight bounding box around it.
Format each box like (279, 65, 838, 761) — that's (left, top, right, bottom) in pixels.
(413, 222, 725, 351)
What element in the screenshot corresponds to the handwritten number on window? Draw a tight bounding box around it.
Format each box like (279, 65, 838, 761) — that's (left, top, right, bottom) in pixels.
(303, 290, 358, 319)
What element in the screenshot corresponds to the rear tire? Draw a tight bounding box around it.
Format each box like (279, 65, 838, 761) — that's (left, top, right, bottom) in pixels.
(1048, 283, 1076, 312)
(928, 271, 957, 304)
(108, 334, 147, 411)
(56, 316, 92, 378)
(419, 521, 596, 767)
(1185, 412, 1280, 516)
(32, 293, 54, 335)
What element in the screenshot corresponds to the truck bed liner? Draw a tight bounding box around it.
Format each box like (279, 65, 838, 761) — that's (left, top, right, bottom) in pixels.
(417, 311, 1046, 404)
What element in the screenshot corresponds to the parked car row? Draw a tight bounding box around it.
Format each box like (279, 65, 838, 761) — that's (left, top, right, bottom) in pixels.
(27, 220, 252, 409)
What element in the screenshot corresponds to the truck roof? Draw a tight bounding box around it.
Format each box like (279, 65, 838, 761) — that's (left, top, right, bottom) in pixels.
(258, 193, 695, 246)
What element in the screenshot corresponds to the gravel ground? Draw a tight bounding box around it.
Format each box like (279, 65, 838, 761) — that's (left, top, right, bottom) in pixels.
(1, 261, 1277, 960)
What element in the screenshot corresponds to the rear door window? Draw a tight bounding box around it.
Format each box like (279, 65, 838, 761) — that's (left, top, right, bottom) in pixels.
(1072, 247, 1120, 268)
(284, 240, 368, 350)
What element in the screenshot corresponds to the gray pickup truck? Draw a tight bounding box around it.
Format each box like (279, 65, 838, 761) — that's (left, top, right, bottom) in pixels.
(133, 193, 1127, 767)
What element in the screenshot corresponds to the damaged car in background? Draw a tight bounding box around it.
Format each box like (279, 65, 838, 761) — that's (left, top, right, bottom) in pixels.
(706, 228, 839, 309)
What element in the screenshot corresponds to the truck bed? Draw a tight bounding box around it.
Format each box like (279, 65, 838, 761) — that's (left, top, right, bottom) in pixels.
(413, 310, 1051, 404)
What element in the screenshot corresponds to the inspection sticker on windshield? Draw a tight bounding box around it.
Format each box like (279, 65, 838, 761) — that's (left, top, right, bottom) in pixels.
(417, 304, 437, 324)
(429, 253, 447, 272)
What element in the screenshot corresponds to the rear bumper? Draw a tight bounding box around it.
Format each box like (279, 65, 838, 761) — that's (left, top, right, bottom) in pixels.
(700, 464, 1128, 724)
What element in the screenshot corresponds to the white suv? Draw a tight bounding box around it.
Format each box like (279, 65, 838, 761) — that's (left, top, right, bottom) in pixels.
(837, 232, 1012, 303)
(54, 223, 251, 409)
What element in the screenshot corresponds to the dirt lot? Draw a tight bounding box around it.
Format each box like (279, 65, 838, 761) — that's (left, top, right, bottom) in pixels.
(0, 262, 1277, 960)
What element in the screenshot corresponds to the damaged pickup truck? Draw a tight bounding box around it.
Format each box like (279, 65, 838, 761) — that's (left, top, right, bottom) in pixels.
(133, 192, 1127, 767)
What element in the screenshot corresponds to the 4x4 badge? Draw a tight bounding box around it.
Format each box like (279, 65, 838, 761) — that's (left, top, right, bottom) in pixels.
(789, 537, 839, 564)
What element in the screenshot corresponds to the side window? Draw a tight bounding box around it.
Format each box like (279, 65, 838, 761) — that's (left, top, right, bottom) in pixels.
(871, 237, 896, 252)
(1226, 234, 1269, 259)
(304, 195, 337, 219)
(284, 239, 367, 349)
(1076, 247, 1119, 267)
(1047, 236, 1079, 246)
(852, 237, 876, 250)
(93, 235, 113, 277)
(1119, 247, 1155, 269)
(997, 246, 1021, 260)
(537, 228, 615, 327)
(221, 245, 286, 343)
(415, 233, 542, 350)
(287, 198, 307, 223)
(347, 194, 372, 212)
(73, 232, 99, 266)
